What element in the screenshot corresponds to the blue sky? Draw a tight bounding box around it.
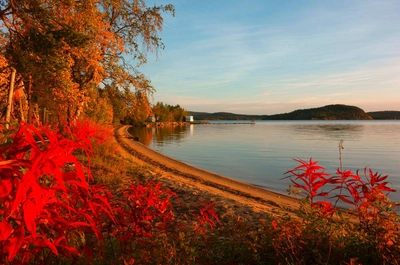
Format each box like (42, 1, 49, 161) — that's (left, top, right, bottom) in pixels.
(139, 0, 400, 115)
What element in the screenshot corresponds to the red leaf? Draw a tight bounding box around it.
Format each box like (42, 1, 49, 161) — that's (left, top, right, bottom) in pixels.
(60, 245, 81, 257)
(0, 179, 12, 198)
(378, 183, 396, 192)
(0, 219, 13, 240)
(289, 179, 307, 191)
(23, 200, 37, 238)
(312, 179, 328, 192)
(36, 238, 59, 255)
(8, 225, 25, 261)
(376, 174, 389, 183)
(10, 171, 34, 215)
(313, 201, 336, 216)
(68, 222, 92, 228)
(336, 195, 354, 205)
(45, 239, 59, 255)
(272, 220, 277, 230)
(315, 192, 329, 197)
(83, 213, 101, 240)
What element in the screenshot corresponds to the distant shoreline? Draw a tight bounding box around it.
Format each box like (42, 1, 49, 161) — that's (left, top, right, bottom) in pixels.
(189, 105, 400, 121)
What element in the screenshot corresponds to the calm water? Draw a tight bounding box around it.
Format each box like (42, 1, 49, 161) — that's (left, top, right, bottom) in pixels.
(129, 121, 400, 202)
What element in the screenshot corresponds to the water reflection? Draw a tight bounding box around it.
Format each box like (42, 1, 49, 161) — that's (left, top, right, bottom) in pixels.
(128, 127, 153, 146)
(129, 125, 188, 146)
(291, 122, 365, 140)
(127, 121, 400, 202)
(190, 124, 194, 136)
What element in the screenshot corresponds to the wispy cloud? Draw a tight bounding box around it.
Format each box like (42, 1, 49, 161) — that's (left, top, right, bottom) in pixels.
(143, 0, 400, 114)
(261, 57, 400, 93)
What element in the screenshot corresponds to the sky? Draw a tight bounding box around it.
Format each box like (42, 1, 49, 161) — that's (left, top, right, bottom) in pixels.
(139, 0, 400, 115)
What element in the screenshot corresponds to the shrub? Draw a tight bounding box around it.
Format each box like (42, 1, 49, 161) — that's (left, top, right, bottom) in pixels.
(3, 120, 398, 264)
(283, 158, 400, 264)
(0, 120, 220, 264)
(0, 121, 116, 263)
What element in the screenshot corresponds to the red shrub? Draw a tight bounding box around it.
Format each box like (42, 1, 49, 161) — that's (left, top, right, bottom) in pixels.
(1, 120, 221, 264)
(193, 201, 221, 235)
(285, 158, 338, 217)
(112, 181, 178, 241)
(333, 168, 398, 231)
(286, 158, 398, 225)
(0, 121, 113, 263)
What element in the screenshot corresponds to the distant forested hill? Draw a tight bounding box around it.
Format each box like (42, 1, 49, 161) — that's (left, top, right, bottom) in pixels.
(263, 104, 373, 120)
(188, 111, 263, 120)
(367, 111, 400, 120)
(190, 104, 375, 120)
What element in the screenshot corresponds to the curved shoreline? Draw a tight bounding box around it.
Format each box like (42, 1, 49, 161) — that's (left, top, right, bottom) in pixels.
(115, 125, 300, 213)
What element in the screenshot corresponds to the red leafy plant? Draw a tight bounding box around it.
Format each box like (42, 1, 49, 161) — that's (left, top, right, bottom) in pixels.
(0, 121, 115, 263)
(0, 120, 220, 264)
(285, 158, 338, 217)
(106, 184, 220, 263)
(333, 167, 398, 232)
(285, 158, 400, 262)
(193, 201, 221, 235)
(285, 158, 398, 220)
(112, 181, 178, 240)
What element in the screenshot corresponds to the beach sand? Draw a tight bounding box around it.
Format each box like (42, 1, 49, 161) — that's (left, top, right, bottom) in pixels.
(114, 125, 300, 223)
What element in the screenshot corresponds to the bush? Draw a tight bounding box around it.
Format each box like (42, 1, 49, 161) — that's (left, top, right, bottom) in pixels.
(281, 158, 400, 264)
(1, 121, 398, 264)
(0, 120, 219, 264)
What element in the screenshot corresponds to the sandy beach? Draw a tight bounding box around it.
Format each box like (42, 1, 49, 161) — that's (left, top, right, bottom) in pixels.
(114, 125, 300, 223)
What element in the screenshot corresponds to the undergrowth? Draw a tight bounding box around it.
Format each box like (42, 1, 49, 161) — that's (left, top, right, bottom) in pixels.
(1, 120, 399, 264)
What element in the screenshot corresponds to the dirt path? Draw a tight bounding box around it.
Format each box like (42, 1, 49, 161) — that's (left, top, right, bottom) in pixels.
(114, 125, 300, 219)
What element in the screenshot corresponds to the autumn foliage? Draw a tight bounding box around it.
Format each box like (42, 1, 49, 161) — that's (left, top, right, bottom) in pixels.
(281, 158, 400, 264)
(0, 121, 110, 262)
(285, 158, 398, 224)
(0, 121, 219, 264)
(1, 119, 399, 264)
(0, 0, 174, 124)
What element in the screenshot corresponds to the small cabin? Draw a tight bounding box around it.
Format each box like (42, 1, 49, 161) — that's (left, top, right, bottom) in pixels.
(185, 116, 194, 122)
(147, 116, 156, 122)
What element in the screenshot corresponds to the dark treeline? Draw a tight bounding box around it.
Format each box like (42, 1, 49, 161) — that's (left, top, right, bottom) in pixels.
(263, 104, 373, 120)
(367, 111, 400, 120)
(189, 111, 264, 120)
(189, 104, 399, 120)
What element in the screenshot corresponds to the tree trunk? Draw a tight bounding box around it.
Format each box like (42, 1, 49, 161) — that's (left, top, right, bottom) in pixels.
(33, 103, 40, 124)
(27, 76, 33, 124)
(42, 107, 46, 124)
(5, 67, 16, 129)
(18, 86, 26, 122)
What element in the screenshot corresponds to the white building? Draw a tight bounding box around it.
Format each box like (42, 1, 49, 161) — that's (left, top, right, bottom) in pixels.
(185, 116, 194, 122)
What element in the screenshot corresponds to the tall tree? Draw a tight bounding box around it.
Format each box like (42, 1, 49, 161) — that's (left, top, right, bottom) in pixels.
(152, 102, 189, 122)
(130, 90, 152, 123)
(0, 0, 174, 123)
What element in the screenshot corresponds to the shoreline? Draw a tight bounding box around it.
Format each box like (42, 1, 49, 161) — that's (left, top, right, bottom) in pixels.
(115, 125, 300, 214)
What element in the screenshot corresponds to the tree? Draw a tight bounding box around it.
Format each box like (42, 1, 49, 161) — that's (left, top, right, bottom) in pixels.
(83, 86, 114, 125)
(0, 55, 11, 117)
(0, 0, 174, 123)
(99, 84, 143, 124)
(129, 91, 152, 123)
(152, 102, 189, 122)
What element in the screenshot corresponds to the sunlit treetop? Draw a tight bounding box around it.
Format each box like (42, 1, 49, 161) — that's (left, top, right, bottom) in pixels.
(0, 0, 174, 122)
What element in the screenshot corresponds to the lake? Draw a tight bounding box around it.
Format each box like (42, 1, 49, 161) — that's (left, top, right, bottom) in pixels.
(129, 120, 400, 202)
